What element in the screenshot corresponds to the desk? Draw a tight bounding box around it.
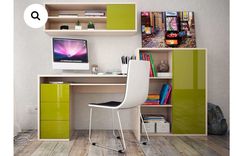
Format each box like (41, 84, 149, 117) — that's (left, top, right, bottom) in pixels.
(38, 72, 207, 141)
(38, 74, 141, 141)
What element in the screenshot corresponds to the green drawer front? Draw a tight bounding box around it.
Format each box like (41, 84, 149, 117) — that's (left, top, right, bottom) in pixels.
(107, 4, 135, 30)
(40, 84, 69, 103)
(41, 102, 69, 121)
(172, 50, 206, 134)
(40, 121, 69, 139)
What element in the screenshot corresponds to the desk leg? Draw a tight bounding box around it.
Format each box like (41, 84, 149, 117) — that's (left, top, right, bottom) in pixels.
(89, 108, 93, 144)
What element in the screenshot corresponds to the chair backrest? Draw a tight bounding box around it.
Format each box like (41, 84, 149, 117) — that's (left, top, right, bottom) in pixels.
(118, 60, 150, 109)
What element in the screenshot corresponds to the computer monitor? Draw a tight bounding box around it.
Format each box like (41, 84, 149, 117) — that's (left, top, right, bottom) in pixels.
(52, 38, 89, 70)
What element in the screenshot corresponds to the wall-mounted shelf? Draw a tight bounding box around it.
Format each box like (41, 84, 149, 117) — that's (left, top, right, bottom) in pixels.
(44, 3, 137, 36)
(48, 16, 107, 23)
(141, 104, 172, 108)
(44, 29, 137, 36)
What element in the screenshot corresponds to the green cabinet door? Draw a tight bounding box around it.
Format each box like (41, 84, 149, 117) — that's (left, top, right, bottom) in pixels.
(172, 49, 206, 134)
(40, 84, 70, 139)
(41, 84, 69, 103)
(40, 121, 69, 139)
(106, 4, 135, 30)
(41, 102, 69, 121)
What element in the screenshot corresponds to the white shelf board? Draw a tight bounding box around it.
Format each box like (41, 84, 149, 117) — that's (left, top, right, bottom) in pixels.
(48, 16, 107, 23)
(70, 83, 126, 86)
(150, 76, 172, 80)
(141, 104, 172, 108)
(141, 133, 172, 136)
(137, 47, 207, 51)
(39, 74, 172, 79)
(38, 74, 127, 78)
(44, 29, 137, 36)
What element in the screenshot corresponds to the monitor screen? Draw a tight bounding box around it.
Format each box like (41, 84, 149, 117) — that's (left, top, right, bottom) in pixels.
(53, 38, 88, 63)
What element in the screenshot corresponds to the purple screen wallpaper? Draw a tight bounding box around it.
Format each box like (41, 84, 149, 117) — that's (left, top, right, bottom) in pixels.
(53, 38, 88, 63)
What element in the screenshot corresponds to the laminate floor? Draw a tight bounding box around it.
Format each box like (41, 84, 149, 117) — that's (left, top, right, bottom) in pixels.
(14, 130, 229, 156)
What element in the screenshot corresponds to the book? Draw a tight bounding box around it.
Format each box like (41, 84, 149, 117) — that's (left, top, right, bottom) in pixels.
(58, 13, 79, 17)
(144, 94, 160, 105)
(146, 53, 154, 77)
(160, 84, 170, 104)
(149, 53, 157, 77)
(157, 72, 172, 77)
(85, 10, 105, 16)
(140, 52, 143, 60)
(49, 81, 64, 84)
(164, 85, 172, 104)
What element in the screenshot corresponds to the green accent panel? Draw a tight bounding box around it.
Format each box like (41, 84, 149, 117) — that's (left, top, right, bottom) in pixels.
(41, 102, 69, 121)
(40, 84, 69, 103)
(107, 4, 135, 30)
(172, 50, 206, 134)
(40, 121, 69, 139)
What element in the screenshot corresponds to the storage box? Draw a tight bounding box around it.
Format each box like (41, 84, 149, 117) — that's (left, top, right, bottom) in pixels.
(156, 121, 170, 133)
(142, 122, 155, 133)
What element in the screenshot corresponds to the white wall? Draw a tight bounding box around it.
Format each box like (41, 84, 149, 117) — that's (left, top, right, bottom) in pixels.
(14, 0, 229, 130)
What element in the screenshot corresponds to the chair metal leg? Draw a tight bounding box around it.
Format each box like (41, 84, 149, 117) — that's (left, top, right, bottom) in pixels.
(89, 108, 93, 144)
(88, 108, 125, 153)
(140, 112, 150, 143)
(117, 110, 127, 151)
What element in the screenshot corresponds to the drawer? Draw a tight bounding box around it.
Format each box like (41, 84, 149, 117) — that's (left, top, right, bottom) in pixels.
(40, 84, 69, 102)
(40, 121, 69, 139)
(40, 102, 69, 120)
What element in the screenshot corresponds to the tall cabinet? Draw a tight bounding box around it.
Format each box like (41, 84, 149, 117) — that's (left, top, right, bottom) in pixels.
(172, 50, 206, 134)
(135, 48, 207, 140)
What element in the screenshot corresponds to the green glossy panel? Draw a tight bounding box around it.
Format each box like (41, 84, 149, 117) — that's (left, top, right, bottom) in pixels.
(172, 50, 206, 134)
(40, 121, 69, 139)
(41, 84, 69, 102)
(41, 102, 69, 121)
(107, 4, 135, 30)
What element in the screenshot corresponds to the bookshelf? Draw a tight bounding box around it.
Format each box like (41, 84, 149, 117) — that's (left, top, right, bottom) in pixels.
(134, 48, 207, 140)
(44, 3, 137, 36)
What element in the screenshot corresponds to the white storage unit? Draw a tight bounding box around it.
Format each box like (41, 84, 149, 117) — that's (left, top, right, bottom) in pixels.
(142, 122, 155, 133)
(156, 121, 170, 133)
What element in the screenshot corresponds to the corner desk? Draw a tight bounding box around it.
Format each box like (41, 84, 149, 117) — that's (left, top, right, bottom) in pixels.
(38, 68, 207, 141)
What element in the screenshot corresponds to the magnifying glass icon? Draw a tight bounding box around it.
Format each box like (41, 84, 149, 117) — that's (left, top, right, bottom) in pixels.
(31, 11, 40, 20)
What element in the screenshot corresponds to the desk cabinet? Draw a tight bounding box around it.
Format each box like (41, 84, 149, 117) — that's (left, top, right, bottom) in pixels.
(40, 84, 70, 139)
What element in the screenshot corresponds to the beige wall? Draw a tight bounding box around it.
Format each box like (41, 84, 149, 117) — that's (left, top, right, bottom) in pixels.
(14, 0, 229, 130)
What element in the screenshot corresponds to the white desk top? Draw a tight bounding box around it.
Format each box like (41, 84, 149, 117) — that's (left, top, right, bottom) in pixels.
(38, 74, 172, 79)
(38, 74, 127, 78)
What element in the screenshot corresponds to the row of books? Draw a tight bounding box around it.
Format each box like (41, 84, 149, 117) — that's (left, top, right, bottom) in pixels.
(140, 52, 157, 77)
(143, 83, 172, 105)
(144, 94, 160, 105)
(160, 83, 172, 104)
(84, 10, 105, 16)
(58, 10, 106, 17)
(143, 115, 166, 123)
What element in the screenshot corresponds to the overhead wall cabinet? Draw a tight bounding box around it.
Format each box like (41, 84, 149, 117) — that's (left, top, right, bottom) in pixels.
(44, 3, 137, 36)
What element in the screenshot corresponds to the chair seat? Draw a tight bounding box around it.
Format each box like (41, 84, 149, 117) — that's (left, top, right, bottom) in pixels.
(89, 101, 121, 108)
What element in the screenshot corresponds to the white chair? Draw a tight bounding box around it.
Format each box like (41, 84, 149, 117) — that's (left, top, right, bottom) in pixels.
(88, 60, 150, 153)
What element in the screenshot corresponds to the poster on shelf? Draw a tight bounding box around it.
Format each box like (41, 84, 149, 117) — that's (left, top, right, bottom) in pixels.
(141, 11, 196, 48)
